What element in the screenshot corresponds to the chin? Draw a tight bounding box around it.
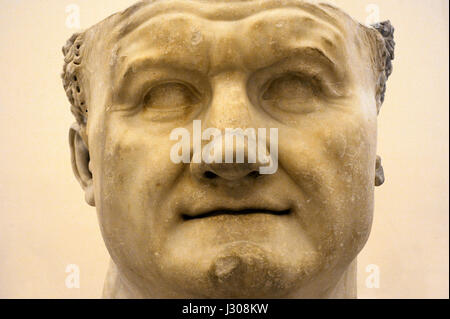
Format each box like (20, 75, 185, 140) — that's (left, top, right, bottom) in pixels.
(157, 240, 325, 298)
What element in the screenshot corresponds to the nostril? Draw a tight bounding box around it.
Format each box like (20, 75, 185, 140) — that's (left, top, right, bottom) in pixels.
(247, 171, 261, 179)
(204, 171, 218, 179)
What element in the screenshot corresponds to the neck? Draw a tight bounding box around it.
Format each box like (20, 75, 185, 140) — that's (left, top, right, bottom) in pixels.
(102, 259, 357, 299)
(324, 259, 357, 299)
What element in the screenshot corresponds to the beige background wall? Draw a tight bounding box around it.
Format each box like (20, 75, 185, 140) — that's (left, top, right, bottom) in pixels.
(0, 0, 448, 298)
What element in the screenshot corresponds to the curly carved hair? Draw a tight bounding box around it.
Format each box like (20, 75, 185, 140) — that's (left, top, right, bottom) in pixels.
(372, 20, 395, 106)
(61, 13, 395, 126)
(61, 32, 87, 126)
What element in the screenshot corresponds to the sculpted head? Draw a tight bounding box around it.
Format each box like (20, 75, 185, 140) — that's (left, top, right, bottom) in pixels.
(62, 0, 394, 298)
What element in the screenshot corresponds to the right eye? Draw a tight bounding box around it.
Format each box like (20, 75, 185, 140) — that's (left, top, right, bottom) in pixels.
(142, 82, 200, 111)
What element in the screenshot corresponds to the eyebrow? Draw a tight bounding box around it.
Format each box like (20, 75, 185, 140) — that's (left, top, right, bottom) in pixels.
(258, 46, 338, 72)
(116, 45, 342, 90)
(249, 46, 345, 86)
(114, 56, 209, 98)
(309, 47, 336, 67)
(118, 56, 209, 82)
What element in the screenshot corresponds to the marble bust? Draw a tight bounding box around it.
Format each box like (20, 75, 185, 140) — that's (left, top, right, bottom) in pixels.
(62, 0, 394, 298)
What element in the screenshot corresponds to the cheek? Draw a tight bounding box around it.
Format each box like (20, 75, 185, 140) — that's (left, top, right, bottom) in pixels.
(322, 114, 376, 246)
(92, 118, 185, 268)
(278, 110, 376, 261)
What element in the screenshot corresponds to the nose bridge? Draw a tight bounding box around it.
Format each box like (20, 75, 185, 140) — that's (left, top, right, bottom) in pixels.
(205, 71, 252, 130)
(190, 71, 266, 183)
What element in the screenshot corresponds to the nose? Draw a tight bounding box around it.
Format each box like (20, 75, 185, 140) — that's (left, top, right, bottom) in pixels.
(195, 162, 261, 181)
(190, 137, 263, 182)
(190, 71, 266, 184)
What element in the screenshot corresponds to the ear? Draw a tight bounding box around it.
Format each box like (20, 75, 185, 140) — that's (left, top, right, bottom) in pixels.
(69, 123, 95, 207)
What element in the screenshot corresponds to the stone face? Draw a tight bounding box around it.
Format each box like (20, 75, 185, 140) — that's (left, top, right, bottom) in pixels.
(63, 0, 394, 299)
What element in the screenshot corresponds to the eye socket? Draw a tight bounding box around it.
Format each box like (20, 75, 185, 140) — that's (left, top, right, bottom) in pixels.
(142, 82, 200, 111)
(261, 73, 322, 113)
(262, 73, 320, 101)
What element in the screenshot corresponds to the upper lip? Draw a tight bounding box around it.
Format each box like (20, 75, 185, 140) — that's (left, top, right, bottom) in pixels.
(182, 207, 291, 221)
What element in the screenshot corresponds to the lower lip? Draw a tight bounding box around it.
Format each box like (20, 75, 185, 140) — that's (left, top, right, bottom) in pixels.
(182, 209, 291, 221)
(176, 212, 297, 246)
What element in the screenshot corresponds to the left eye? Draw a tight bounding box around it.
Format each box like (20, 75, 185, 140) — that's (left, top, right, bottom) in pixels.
(262, 74, 318, 101)
(260, 74, 322, 113)
(142, 82, 200, 110)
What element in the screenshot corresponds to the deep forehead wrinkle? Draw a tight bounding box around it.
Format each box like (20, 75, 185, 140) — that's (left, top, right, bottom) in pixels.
(112, 0, 350, 40)
(113, 9, 346, 80)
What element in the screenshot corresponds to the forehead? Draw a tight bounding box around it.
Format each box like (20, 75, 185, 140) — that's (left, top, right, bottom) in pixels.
(114, 0, 350, 33)
(93, 0, 358, 77)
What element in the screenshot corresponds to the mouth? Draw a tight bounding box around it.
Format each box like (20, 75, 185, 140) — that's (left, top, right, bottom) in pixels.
(182, 208, 291, 221)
